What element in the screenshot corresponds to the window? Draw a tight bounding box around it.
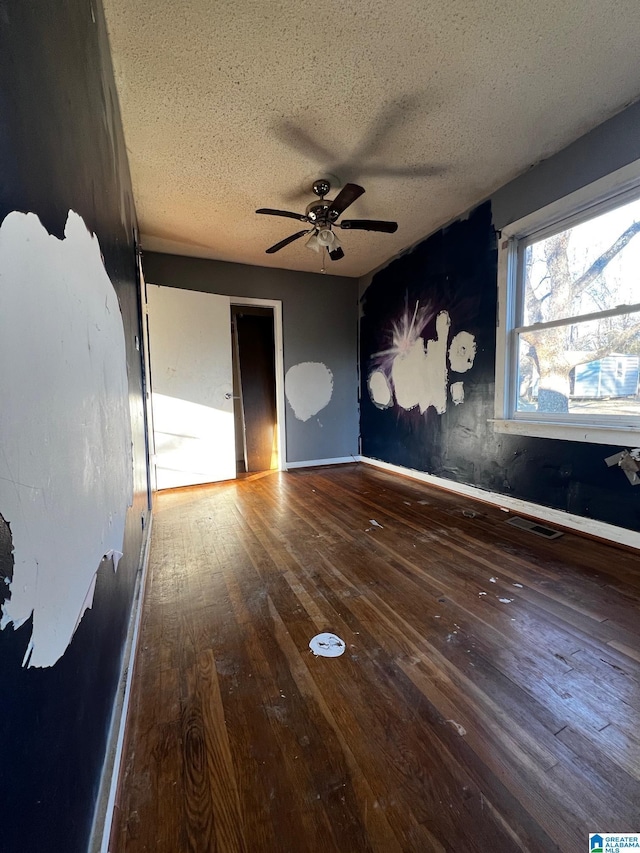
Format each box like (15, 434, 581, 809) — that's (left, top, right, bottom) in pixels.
(495, 161, 640, 445)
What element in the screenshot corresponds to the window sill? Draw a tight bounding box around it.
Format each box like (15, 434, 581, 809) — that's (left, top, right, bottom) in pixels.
(490, 418, 639, 447)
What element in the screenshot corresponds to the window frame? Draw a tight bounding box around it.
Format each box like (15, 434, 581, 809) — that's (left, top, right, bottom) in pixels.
(493, 158, 640, 446)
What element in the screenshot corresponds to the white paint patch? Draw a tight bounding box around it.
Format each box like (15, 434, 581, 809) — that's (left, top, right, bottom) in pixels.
(0, 210, 133, 668)
(372, 303, 477, 417)
(450, 381, 465, 405)
(499, 598, 514, 604)
(73, 574, 98, 635)
(309, 633, 345, 657)
(368, 369, 392, 408)
(392, 311, 450, 414)
(285, 362, 333, 422)
(448, 331, 477, 373)
(446, 719, 467, 736)
(104, 549, 124, 570)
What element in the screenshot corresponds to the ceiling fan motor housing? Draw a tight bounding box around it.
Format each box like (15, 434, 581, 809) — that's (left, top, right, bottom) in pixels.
(312, 179, 331, 198)
(305, 200, 331, 224)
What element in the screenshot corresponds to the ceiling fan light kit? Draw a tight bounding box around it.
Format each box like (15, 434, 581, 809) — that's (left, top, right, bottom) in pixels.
(316, 228, 337, 248)
(256, 180, 397, 263)
(305, 232, 321, 253)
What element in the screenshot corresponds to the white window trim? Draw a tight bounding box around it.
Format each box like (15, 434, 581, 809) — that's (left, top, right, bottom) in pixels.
(493, 157, 640, 446)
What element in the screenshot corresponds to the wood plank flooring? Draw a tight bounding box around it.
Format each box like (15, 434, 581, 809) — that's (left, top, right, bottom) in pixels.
(111, 464, 640, 852)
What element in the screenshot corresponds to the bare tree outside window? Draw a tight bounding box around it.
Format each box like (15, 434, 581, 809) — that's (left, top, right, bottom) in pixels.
(516, 196, 640, 417)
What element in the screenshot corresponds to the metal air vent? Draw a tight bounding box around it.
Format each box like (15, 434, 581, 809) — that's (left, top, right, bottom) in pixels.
(506, 516, 563, 539)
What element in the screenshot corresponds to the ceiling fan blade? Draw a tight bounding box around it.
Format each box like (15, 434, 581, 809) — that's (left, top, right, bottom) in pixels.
(273, 120, 335, 163)
(328, 246, 345, 261)
(327, 183, 365, 220)
(265, 229, 311, 254)
(256, 208, 308, 222)
(339, 219, 398, 233)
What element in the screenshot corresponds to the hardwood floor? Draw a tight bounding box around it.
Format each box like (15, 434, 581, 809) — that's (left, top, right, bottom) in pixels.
(111, 463, 640, 852)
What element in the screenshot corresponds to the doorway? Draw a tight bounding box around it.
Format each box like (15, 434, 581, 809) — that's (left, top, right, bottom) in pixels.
(146, 286, 287, 489)
(230, 295, 287, 479)
(231, 305, 278, 474)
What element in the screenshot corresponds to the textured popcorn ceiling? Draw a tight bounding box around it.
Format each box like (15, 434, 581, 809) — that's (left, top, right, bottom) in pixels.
(103, 0, 640, 278)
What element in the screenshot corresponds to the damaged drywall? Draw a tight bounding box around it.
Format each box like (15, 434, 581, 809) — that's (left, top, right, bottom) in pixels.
(0, 210, 133, 668)
(605, 448, 640, 485)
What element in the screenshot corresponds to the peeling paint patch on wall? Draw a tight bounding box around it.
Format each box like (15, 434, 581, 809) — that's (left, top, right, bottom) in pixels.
(285, 361, 334, 422)
(367, 302, 476, 416)
(0, 210, 133, 668)
(450, 381, 465, 405)
(448, 331, 477, 373)
(360, 202, 495, 482)
(368, 370, 392, 409)
(0, 514, 14, 612)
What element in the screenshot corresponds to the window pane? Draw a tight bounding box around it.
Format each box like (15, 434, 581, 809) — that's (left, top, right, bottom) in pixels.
(523, 196, 640, 325)
(516, 311, 640, 416)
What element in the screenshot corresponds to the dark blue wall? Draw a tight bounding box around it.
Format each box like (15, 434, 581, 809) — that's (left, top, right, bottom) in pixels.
(360, 202, 640, 533)
(0, 2, 147, 851)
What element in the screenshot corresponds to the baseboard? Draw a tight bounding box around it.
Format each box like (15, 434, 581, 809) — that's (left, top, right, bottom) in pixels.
(359, 455, 640, 551)
(89, 510, 154, 853)
(286, 456, 359, 469)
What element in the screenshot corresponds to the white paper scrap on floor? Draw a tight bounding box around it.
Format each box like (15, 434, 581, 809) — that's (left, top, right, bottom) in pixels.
(309, 633, 346, 657)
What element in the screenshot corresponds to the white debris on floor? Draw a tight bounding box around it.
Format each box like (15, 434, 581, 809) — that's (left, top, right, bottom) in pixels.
(309, 633, 346, 657)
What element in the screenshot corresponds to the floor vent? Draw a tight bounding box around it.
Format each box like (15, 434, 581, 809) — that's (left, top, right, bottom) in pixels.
(506, 516, 564, 539)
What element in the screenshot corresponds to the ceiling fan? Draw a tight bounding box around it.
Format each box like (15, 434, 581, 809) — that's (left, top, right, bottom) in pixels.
(256, 180, 397, 261)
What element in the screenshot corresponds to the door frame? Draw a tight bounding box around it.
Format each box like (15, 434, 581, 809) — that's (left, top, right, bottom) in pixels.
(231, 296, 287, 471)
(135, 242, 157, 503)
